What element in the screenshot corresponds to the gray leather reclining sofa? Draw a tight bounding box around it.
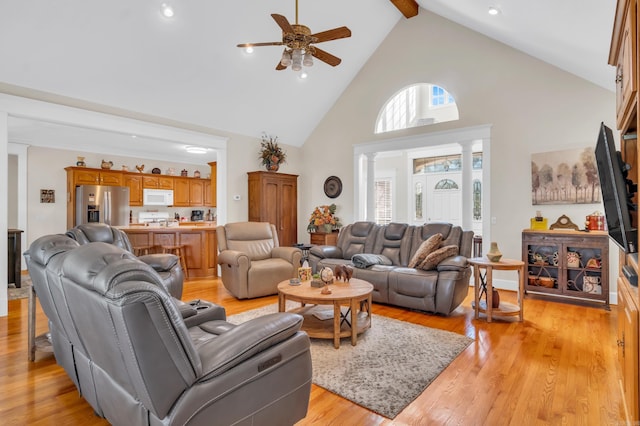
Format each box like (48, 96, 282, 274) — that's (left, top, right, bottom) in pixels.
(25, 234, 312, 426)
(309, 221, 473, 315)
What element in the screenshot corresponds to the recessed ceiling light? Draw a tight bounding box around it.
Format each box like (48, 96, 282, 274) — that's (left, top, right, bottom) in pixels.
(161, 3, 174, 18)
(186, 146, 207, 154)
(488, 6, 501, 16)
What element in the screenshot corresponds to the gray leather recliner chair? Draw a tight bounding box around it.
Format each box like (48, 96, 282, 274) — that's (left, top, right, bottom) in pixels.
(66, 223, 184, 299)
(26, 237, 313, 426)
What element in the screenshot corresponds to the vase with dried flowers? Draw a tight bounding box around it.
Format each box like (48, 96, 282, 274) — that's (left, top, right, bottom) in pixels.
(307, 204, 342, 233)
(259, 133, 286, 172)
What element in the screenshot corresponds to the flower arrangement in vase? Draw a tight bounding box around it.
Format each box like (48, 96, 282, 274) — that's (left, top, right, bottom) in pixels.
(307, 203, 342, 233)
(259, 133, 286, 172)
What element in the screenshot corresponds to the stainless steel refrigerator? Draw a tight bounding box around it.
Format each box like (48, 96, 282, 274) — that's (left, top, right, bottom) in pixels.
(75, 185, 130, 226)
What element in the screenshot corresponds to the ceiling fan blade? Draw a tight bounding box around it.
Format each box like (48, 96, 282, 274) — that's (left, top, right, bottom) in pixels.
(237, 42, 283, 48)
(271, 14, 293, 34)
(312, 47, 342, 67)
(276, 62, 287, 71)
(311, 26, 352, 43)
(390, 0, 419, 18)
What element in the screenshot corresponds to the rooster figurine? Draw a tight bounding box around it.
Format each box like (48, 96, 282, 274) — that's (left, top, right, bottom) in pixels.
(135, 164, 145, 173)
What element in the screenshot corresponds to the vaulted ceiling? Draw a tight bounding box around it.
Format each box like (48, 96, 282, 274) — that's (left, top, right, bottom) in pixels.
(1, 0, 616, 150)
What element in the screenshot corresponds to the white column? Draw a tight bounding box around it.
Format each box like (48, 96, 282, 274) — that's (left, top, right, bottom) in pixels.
(459, 141, 473, 231)
(365, 152, 377, 221)
(0, 111, 8, 317)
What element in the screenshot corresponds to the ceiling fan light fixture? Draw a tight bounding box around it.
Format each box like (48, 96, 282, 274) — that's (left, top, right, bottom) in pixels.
(280, 49, 292, 66)
(245, 46, 254, 54)
(303, 51, 313, 67)
(291, 49, 303, 71)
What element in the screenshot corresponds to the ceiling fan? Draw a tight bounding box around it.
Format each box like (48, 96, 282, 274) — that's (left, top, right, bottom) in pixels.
(236, 0, 352, 71)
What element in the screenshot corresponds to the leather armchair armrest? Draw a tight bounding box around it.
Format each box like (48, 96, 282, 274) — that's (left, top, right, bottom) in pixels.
(310, 245, 343, 259)
(436, 255, 469, 272)
(138, 253, 179, 272)
(198, 313, 303, 379)
(173, 299, 227, 325)
(218, 250, 249, 267)
(272, 246, 301, 263)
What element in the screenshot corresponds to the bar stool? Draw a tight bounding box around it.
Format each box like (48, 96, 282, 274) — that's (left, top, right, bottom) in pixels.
(132, 245, 153, 256)
(161, 244, 188, 279)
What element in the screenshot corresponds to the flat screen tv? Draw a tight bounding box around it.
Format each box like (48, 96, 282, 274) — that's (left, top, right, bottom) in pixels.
(594, 122, 637, 253)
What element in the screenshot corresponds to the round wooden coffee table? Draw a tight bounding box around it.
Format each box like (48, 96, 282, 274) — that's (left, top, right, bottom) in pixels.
(277, 278, 373, 349)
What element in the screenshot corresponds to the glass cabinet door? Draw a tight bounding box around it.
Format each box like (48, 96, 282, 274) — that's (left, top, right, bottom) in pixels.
(565, 245, 603, 296)
(525, 243, 560, 290)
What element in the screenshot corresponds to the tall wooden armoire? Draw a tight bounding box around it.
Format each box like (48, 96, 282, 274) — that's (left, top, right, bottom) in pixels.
(247, 171, 298, 247)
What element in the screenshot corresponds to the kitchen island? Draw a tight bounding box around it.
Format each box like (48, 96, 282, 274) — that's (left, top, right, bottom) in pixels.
(119, 223, 218, 278)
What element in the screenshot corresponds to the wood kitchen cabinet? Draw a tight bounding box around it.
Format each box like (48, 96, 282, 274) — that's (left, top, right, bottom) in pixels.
(206, 162, 217, 207)
(248, 171, 298, 247)
(610, 0, 637, 130)
(173, 177, 206, 207)
(142, 175, 174, 189)
(124, 174, 143, 206)
(189, 179, 204, 206)
(618, 267, 639, 422)
(173, 178, 190, 206)
(611, 0, 640, 420)
(70, 167, 123, 186)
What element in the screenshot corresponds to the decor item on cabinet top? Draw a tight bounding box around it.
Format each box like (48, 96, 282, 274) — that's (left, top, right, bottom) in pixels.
(121, 165, 129, 171)
(585, 211, 605, 231)
(136, 164, 145, 173)
(194, 170, 201, 178)
(307, 203, 341, 233)
(152, 168, 161, 174)
(259, 132, 286, 172)
(101, 160, 113, 170)
(181, 169, 188, 177)
(76, 156, 86, 167)
(167, 168, 176, 176)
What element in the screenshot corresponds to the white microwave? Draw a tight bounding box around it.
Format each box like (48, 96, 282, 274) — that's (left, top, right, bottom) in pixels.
(143, 189, 174, 206)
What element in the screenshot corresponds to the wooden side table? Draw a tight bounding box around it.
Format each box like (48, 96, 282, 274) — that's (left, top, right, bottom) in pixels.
(309, 231, 339, 246)
(468, 257, 525, 322)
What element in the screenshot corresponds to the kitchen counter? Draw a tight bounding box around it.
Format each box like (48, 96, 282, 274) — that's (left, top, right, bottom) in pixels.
(118, 221, 217, 231)
(121, 225, 218, 278)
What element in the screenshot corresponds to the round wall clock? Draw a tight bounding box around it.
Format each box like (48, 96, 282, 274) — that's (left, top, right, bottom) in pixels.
(323, 176, 342, 198)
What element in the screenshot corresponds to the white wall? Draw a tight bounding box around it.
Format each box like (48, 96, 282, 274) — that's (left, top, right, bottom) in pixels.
(299, 10, 618, 298)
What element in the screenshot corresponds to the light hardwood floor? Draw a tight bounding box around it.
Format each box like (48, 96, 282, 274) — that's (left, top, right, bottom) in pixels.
(1, 278, 624, 425)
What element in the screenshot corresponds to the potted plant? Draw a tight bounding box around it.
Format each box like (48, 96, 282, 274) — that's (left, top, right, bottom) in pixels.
(307, 204, 342, 233)
(259, 133, 286, 172)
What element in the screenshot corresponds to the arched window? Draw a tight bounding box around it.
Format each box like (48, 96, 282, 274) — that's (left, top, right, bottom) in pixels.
(434, 179, 458, 190)
(375, 83, 459, 134)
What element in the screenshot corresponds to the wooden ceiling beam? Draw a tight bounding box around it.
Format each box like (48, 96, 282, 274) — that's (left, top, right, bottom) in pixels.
(390, 0, 419, 18)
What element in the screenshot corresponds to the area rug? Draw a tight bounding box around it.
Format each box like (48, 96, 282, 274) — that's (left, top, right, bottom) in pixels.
(227, 303, 473, 419)
(8, 276, 31, 300)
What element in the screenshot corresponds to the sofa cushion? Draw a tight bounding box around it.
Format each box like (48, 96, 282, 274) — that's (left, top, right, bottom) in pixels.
(419, 245, 459, 270)
(408, 233, 442, 268)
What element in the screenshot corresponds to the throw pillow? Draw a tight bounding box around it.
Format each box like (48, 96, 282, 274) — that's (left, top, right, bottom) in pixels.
(408, 233, 443, 268)
(419, 245, 459, 270)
